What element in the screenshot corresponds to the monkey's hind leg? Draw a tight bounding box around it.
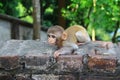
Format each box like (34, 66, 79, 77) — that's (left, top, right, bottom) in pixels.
(75, 31, 91, 45)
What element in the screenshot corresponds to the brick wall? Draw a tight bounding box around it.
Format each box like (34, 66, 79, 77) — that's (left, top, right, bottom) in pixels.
(0, 40, 119, 80)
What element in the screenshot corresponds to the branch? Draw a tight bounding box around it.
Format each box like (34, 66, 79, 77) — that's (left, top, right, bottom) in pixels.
(112, 21, 120, 43)
(85, 7, 93, 29)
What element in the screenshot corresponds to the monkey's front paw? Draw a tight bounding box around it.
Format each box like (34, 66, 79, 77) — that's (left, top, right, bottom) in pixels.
(54, 51, 60, 58)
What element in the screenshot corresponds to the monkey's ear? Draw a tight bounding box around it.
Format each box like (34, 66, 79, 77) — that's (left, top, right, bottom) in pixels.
(61, 32, 67, 40)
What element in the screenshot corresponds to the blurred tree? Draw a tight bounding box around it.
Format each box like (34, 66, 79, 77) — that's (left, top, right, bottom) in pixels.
(32, 0, 41, 40)
(58, 0, 66, 28)
(40, 0, 58, 27)
(0, 0, 33, 23)
(62, 0, 120, 41)
(19, 0, 33, 23)
(0, 0, 120, 42)
(0, 0, 21, 17)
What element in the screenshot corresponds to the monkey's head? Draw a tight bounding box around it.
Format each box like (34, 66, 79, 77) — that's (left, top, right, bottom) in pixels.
(47, 25, 67, 47)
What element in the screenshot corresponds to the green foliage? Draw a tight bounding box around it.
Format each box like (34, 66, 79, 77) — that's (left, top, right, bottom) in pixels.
(0, 0, 120, 41)
(0, 0, 33, 23)
(0, 0, 19, 17)
(62, 0, 120, 41)
(21, 16, 33, 23)
(42, 0, 58, 26)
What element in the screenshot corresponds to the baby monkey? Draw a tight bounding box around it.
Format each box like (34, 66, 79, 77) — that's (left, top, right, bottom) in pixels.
(47, 25, 91, 58)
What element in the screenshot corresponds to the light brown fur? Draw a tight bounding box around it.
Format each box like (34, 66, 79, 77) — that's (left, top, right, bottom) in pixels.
(64, 25, 90, 44)
(47, 25, 91, 58)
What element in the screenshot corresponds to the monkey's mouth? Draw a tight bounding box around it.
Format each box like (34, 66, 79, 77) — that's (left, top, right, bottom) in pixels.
(48, 41, 56, 45)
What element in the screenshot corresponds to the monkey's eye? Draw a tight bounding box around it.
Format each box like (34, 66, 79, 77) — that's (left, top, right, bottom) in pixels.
(48, 35, 50, 37)
(48, 34, 56, 38)
(51, 35, 56, 38)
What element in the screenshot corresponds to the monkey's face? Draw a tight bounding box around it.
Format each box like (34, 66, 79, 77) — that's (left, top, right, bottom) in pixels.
(47, 33, 57, 45)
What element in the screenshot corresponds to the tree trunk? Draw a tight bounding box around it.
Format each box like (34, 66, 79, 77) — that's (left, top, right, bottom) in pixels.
(32, 0, 41, 40)
(58, 0, 66, 28)
(112, 21, 119, 43)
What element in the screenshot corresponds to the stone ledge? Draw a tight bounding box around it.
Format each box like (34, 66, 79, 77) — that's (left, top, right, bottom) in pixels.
(0, 40, 119, 80)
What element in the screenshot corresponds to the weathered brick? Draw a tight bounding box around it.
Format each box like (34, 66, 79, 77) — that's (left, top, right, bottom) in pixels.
(79, 76, 120, 80)
(88, 54, 117, 72)
(59, 74, 76, 80)
(57, 55, 83, 72)
(0, 56, 20, 70)
(0, 40, 119, 80)
(25, 56, 49, 66)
